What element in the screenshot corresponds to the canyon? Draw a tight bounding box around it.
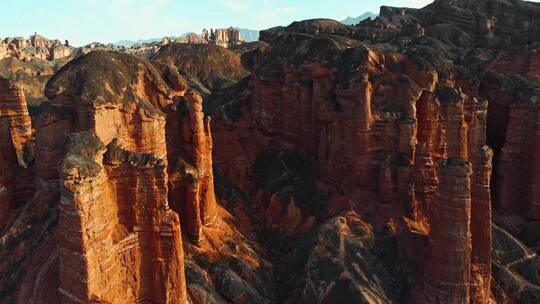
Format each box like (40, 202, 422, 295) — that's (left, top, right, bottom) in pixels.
(1, 0, 540, 303)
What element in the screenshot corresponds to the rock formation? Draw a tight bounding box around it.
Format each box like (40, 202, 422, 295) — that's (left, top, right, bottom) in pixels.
(422, 158, 473, 303)
(0, 77, 34, 228)
(58, 133, 187, 303)
(2, 0, 540, 303)
(0, 51, 232, 303)
(152, 43, 248, 93)
(1, 33, 73, 61)
(176, 33, 208, 45)
(203, 27, 243, 48)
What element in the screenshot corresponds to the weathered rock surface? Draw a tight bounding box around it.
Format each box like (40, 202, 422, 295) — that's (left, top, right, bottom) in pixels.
(203, 28, 244, 48)
(58, 133, 187, 303)
(0, 77, 34, 228)
(1, 33, 73, 61)
(0, 51, 253, 303)
(3, 0, 540, 303)
(152, 43, 248, 94)
(421, 159, 473, 303)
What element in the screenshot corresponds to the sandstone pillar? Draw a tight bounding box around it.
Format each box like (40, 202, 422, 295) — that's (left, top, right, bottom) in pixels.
(423, 158, 472, 303)
(470, 146, 493, 304)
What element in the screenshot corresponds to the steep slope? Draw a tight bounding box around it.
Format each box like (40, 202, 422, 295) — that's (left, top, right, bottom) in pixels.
(1, 51, 273, 303)
(206, 0, 540, 303)
(152, 43, 249, 94)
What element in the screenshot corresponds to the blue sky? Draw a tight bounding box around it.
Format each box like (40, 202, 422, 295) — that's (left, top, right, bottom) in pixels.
(0, 0, 511, 46)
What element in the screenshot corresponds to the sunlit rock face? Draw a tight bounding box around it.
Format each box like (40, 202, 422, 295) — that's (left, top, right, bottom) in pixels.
(2, 0, 540, 303)
(1, 33, 73, 61)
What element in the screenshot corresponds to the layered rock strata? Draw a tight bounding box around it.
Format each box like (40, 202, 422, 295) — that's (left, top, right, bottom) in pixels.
(0, 77, 34, 227)
(214, 16, 500, 303)
(58, 133, 187, 303)
(422, 159, 473, 303)
(1, 50, 221, 303)
(470, 146, 493, 304)
(481, 71, 540, 221)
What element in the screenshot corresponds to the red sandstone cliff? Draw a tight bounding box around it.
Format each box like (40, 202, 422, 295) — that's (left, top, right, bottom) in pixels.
(1, 50, 273, 303)
(0, 77, 34, 228)
(210, 17, 502, 303)
(2, 0, 540, 303)
(58, 134, 187, 303)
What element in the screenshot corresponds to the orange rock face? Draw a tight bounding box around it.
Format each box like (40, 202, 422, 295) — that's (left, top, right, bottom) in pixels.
(0, 77, 34, 228)
(470, 146, 493, 304)
(4, 0, 540, 303)
(58, 134, 187, 303)
(167, 90, 218, 244)
(1, 51, 224, 303)
(44, 51, 222, 303)
(487, 49, 540, 83)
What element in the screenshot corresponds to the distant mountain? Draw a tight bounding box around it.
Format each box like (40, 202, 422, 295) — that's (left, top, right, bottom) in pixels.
(115, 38, 162, 47)
(114, 34, 187, 47)
(114, 29, 259, 47)
(340, 12, 377, 25)
(239, 28, 259, 42)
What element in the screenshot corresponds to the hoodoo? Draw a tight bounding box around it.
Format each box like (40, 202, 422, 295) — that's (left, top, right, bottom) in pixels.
(2, 0, 540, 303)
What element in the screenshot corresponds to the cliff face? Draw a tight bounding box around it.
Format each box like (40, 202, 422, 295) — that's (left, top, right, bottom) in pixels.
(58, 134, 187, 303)
(3, 0, 540, 303)
(422, 159, 473, 303)
(0, 51, 225, 303)
(0, 77, 34, 228)
(232, 33, 496, 302)
(480, 70, 540, 222)
(207, 0, 540, 302)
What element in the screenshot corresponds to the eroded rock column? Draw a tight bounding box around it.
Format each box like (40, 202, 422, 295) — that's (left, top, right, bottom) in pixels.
(423, 158, 472, 303)
(58, 134, 187, 304)
(470, 146, 493, 304)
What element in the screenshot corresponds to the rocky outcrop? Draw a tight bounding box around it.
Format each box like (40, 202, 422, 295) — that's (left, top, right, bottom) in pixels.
(481, 70, 540, 222)
(0, 50, 231, 303)
(276, 212, 401, 304)
(2, 33, 73, 61)
(470, 146, 493, 304)
(203, 27, 243, 48)
(4, 0, 540, 303)
(417, 152, 494, 304)
(211, 4, 508, 302)
(176, 33, 208, 45)
(0, 77, 34, 228)
(167, 90, 218, 244)
(58, 133, 187, 303)
(152, 43, 248, 93)
(421, 159, 473, 303)
(487, 49, 540, 82)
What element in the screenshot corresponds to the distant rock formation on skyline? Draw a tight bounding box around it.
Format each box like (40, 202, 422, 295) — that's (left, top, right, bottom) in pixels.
(202, 27, 244, 48)
(0, 33, 73, 61)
